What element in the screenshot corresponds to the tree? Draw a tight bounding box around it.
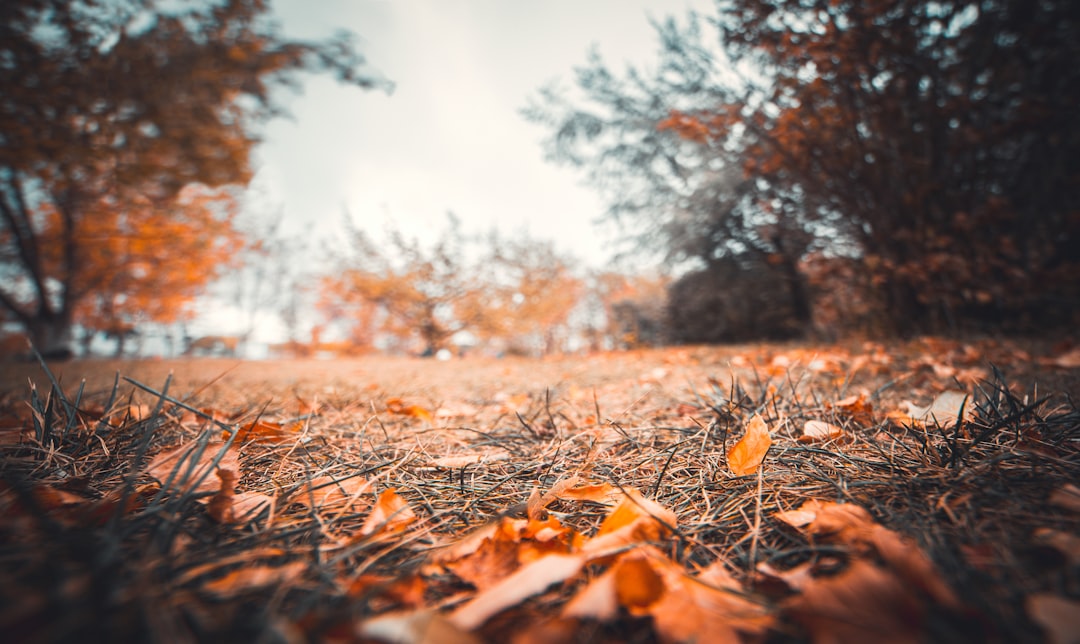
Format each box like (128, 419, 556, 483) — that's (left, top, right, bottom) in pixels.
(522, 15, 818, 338)
(73, 185, 243, 356)
(0, 0, 389, 355)
(322, 215, 490, 355)
(529, 1, 1079, 337)
(480, 231, 582, 356)
(663, 0, 1080, 333)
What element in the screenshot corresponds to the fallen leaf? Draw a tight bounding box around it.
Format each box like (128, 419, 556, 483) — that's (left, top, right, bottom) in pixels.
(896, 391, 972, 429)
(774, 508, 818, 530)
(386, 397, 434, 423)
(583, 489, 677, 557)
(207, 467, 238, 523)
(360, 488, 417, 540)
(146, 440, 239, 496)
(207, 467, 272, 524)
(784, 559, 926, 644)
(292, 474, 371, 512)
(613, 552, 665, 609)
(347, 574, 427, 608)
(1026, 593, 1080, 644)
(784, 500, 961, 609)
(228, 419, 301, 443)
(359, 609, 481, 644)
(202, 562, 306, 598)
(1050, 346, 1080, 369)
(649, 555, 773, 644)
(1049, 484, 1080, 514)
(831, 393, 875, 425)
(441, 515, 579, 590)
(800, 420, 843, 443)
(1033, 528, 1080, 566)
(449, 553, 584, 631)
(728, 414, 771, 476)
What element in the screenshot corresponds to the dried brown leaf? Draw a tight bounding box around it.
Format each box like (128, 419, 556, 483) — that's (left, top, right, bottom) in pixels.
(1026, 593, 1080, 644)
(202, 562, 306, 598)
(359, 609, 481, 644)
(449, 553, 585, 631)
(800, 420, 843, 443)
(728, 414, 771, 476)
(360, 488, 417, 540)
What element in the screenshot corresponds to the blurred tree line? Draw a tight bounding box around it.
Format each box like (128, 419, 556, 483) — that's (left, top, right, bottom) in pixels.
(525, 0, 1079, 340)
(3, 0, 1076, 358)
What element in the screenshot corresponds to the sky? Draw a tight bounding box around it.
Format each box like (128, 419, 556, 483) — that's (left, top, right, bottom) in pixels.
(252, 0, 714, 266)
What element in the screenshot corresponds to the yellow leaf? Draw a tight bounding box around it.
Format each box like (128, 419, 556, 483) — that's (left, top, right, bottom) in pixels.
(728, 414, 771, 476)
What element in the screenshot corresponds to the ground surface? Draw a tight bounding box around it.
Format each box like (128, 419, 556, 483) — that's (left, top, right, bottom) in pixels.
(1, 339, 1078, 642)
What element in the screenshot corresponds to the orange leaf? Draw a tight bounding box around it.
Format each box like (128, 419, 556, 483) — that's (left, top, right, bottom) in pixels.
(228, 419, 300, 443)
(385, 397, 434, 423)
(360, 609, 480, 644)
(784, 559, 925, 643)
(207, 467, 238, 523)
(613, 553, 665, 609)
(359, 488, 416, 539)
(583, 489, 677, 557)
(728, 414, 771, 476)
(202, 562, 306, 598)
(147, 440, 238, 496)
(292, 474, 371, 512)
(449, 553, 585, 630)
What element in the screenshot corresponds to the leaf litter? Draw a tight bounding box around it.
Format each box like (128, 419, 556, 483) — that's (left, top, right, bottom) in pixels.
(0, 339, 1078, 642)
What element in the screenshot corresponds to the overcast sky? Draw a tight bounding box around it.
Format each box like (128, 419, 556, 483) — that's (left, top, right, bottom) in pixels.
(253, 0, 713, 266)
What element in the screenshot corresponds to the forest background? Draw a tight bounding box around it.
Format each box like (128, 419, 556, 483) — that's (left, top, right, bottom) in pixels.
(0, 0, 1076, 361)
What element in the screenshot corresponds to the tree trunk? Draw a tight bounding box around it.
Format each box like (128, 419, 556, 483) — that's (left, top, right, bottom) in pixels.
(26, 312, 74, 360)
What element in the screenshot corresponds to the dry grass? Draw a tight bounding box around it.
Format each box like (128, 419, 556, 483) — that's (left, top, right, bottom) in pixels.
(1, 339, 1078, 642)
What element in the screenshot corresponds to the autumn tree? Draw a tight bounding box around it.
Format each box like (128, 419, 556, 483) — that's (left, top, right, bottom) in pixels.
(74, 185, 243, 356)
(522, 16, 819, 339)
(0, 0, 388, 356)
(663, 0, 1080, 333)
(322, 215, 491, 355)
(529, 1, 1079, 336)
(478, 231, 582, 356)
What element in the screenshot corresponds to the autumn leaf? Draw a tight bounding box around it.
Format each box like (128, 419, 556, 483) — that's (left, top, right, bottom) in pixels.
(728, 414, 771, 476)
(566, 547, 773, 642)
(583, 488, 677, 557)
(385, 397, 434, 423)
(207, 468, 238, 523)
(202, 562, 306, 598)
(439, 515, 579, 590)
(799, 420, 843, 443)
(449, 553, 585, 631)
(228, 419, 302, 444)
(292, 474, 371, 513)
(784, 559, 927, 644)
(359, 488, 417, 540)
(207, 467, 272, 524)
(1026, 594, 1080, 644)
(146, 440, 239, 496)
(360, 609, 481, 644)
(892, 391, 972, 429)
(778, 500, 961, 609)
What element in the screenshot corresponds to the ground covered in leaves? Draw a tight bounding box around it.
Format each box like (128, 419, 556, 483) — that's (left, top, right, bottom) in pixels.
(2, 338, 1079, 643)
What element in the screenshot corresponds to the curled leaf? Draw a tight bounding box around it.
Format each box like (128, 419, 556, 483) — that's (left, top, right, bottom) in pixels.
(728, 414, 771, 476)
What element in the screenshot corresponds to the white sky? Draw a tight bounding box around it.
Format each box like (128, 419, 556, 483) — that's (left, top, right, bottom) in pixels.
(253, 0, 713, 266)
